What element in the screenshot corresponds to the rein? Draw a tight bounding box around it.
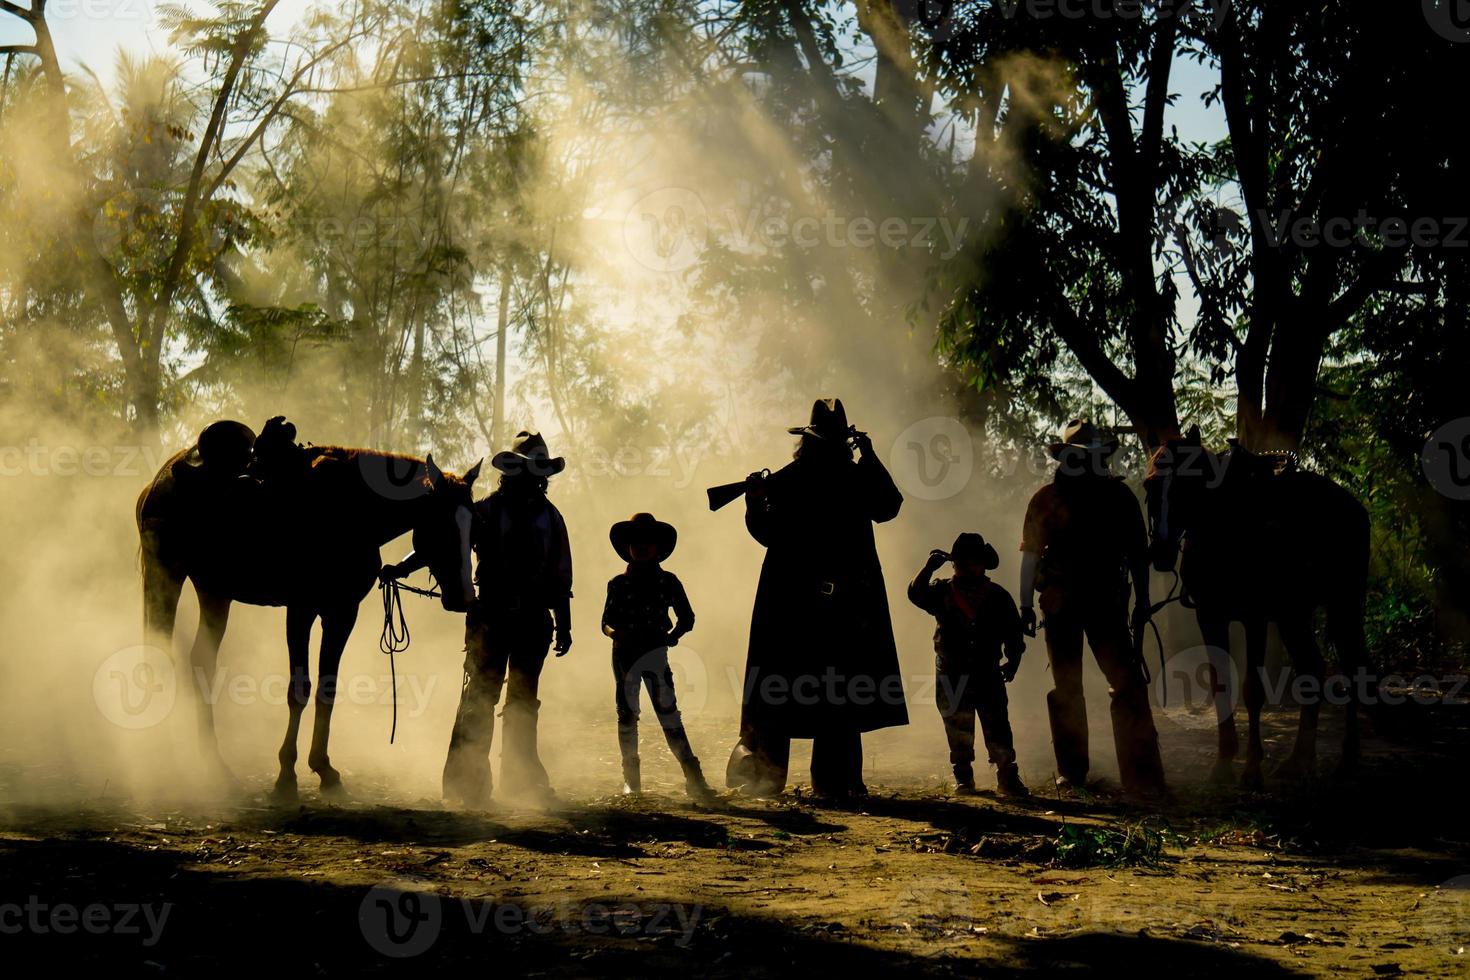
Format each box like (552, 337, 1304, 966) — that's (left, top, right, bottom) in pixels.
(377, 576, 442, 743)
(1133, 569, 1194, 698)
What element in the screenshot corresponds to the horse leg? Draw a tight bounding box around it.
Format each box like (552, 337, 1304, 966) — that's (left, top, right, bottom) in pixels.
(274, 605, 314, 802)
(1327, 596, 1367, 776)
(1274, 615, 1323, 780)
(308, 604, 359, 800)
(142, 545, 184, 649)
(1240, 618, 1267, 791)
(1198, 612, 1237, 784)
(190, 590, 237, 789)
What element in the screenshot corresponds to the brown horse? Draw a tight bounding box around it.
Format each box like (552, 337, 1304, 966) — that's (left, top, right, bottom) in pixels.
(1144, 429, 1370, 789)
(136, 420, 479, 799)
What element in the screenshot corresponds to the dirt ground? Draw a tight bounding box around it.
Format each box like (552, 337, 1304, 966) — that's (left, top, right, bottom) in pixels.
(2, 699, 1467, 977)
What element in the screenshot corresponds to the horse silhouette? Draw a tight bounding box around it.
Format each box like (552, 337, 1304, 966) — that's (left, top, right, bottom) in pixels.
(1145, 429, 1369, 789)
(136, 420, 480, 799)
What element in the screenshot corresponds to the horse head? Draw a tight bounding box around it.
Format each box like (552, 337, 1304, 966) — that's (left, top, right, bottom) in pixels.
(414, 454, 483, 613)
(1143, 425, 1216, 573)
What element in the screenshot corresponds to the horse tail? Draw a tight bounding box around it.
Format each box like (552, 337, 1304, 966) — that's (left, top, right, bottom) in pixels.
(137, 469, 184, 647)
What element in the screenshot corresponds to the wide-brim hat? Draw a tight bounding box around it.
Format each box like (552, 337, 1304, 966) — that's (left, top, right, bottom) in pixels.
(1048, 419, 1120, 460)
(788, 397, 849, 441)
(610, 512, 677, 562)
(491, 430, 566, 477)
(951, 532, 999, 571)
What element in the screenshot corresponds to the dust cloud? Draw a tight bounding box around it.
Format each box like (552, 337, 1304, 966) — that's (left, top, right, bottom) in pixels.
(0, 7, 1153, 810)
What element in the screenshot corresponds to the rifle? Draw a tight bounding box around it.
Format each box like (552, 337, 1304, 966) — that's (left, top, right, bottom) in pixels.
(707, 469, 770, 512)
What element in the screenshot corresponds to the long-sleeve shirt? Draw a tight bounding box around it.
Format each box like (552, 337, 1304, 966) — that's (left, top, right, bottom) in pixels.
(601, 563, 694, 653)
(907, 569, 1024, 669)
(472, 490, 573, 611)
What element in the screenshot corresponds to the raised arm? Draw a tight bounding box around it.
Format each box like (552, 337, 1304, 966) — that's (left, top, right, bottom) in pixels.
(907, 550, 950, 613)
(853, 432, 902, 523)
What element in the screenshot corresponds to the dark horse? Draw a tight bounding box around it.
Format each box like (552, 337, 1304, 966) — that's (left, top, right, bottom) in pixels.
(136, 420, 480, 799)
(1144, 429, 1369, 788)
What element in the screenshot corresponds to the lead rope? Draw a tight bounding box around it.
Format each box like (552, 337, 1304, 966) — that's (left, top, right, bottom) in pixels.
(1135, 569, 1192, 703)
(378, 577, 441, 743)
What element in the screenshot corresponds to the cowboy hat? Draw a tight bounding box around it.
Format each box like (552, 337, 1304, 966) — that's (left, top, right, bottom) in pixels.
(610, 512, 678, 562)
(788, 397, 850, 440)
(1048, 419, 1120, 460)
(950, 532, 1000, 571)
(491, 430, 565, 477)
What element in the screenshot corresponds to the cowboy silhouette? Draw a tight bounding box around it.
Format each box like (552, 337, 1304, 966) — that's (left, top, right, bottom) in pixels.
(909, 532, 1029, 797)
(383, 430, 573, 806)
(726, 398, 907, 803)
(1019, 420, 1166, 798)
(601, 512, 716, 803)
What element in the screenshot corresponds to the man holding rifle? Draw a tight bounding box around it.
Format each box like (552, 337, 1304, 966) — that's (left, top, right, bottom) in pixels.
(1018, 420, 1166, 799)
(719, 398, 907, 803)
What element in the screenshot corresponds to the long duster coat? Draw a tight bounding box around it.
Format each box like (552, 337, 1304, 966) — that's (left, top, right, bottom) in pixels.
(738, 448, 908, 738)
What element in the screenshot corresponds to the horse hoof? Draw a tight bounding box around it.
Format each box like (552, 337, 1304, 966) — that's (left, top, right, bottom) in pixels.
(1240, 766, 1265, 792)
(271, 778, 299, 804)
(318, 771, 350, 802)
(1271, 756, 1315, 781)
(1209, 760, 1236, 785)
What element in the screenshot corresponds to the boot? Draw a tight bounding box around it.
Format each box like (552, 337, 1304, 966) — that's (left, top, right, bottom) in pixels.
(1047, 688, 1090, 785)
(618, 722, 641, 794)
(681, 758, 717, 804)
(621, 756, 642, 795)
(952, 762, 978, 796)
(996, 762, 1030, 798)
(501, 698, 554, 803)
(442, 675, 496, 807)
(1112, 696, 1167, 799)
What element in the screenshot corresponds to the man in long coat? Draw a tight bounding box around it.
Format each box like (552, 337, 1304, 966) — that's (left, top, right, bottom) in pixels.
(726, 398, 907, 801)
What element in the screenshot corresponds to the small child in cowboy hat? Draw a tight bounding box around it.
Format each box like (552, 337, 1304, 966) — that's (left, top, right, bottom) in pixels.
(601, 513, 717, 803)
(908, 533, 1030, 797)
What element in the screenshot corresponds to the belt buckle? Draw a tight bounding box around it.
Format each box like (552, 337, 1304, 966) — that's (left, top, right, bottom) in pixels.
(819, 581, 835, 596)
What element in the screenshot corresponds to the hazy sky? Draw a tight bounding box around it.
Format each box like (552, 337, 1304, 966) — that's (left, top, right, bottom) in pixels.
(7, 4, 1225, 141)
